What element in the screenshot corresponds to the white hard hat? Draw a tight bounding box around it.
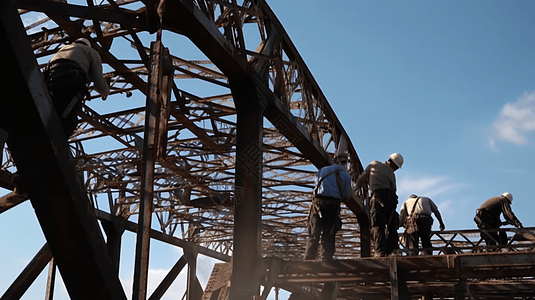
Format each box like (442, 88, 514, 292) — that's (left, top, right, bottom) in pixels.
(75, 37, 91, 47)
(502, 192, 513, 202)
(388, 153, 404, 169)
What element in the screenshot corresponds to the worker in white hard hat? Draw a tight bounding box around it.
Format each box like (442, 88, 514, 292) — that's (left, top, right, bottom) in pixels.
(45, 37, 109, 137)
(399, 194, 445, 255)
(304, 153, 352, 261)
(356, 153, 403, 257)
(474, 192, 523, 247)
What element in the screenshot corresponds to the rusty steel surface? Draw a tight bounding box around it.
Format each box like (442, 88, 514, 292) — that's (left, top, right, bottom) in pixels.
(2, 0, 535, 299)
(270, 249, 535, 299)
(3, 0, 365, 261)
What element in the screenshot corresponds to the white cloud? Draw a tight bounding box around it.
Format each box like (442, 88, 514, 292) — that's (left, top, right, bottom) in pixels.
(396, 174, 467, 225)
(489, 91, 535, 149)
(119, 254, 224, 300)
(397, 174, 466, 200)
(121, 267, 188, 300)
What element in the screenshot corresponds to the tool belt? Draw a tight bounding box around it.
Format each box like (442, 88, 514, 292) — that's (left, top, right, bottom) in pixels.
(45, 59, 90, 103)
(372, 188, 398, 209)
(474, 208, 495, 229)
(46, 59, 88, 85)
(308, 195, 342, 231)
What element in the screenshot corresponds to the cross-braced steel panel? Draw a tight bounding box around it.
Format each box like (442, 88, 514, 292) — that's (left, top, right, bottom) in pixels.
(4, 1, 535, 300)
(5, 0, 365, 259)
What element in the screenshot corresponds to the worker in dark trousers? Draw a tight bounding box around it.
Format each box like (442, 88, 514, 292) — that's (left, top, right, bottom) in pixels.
(399, 194, 445, 255)
(474, 192, 523, 248)
(356, 153, 403, 257)
(45, 37, 109, 137)
(9, 38, 111, 196)
(304, 153, 352, 261)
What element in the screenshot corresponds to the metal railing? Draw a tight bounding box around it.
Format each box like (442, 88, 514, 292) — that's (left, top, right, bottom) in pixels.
(397, 226, 535, 256)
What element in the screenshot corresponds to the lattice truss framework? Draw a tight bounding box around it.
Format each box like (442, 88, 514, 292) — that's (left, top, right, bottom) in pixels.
(2, 0, 365, 260)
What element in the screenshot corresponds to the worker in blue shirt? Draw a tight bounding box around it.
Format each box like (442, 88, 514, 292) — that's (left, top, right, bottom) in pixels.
(304, 153, 352, 261)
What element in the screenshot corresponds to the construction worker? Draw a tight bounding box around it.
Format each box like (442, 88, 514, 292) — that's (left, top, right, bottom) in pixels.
(474, 192, 523, 247)
(45, 37, 109, 137)
(304, 153, 352, 261)
(356, 153, 403, 257)
(399, 194, 445, 255)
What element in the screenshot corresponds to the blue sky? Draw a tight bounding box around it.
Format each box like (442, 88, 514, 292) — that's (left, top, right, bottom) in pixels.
(2, 1, 535, 299)
(270, 0, 535, 232)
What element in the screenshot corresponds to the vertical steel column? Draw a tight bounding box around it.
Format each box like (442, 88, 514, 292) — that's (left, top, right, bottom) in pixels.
(132, 40, 163, 300)
(360, 223, 371, 258)
(455, 279, 467, 300)
(390, 257, 410, 300)
(0, 128, 6, 163)
(45, 258, 57, 300)
(320, 282, 340, 300)
(185, 249, 203, 300)
(102, 216, 126, 275)
(390, 257, 400, 300)
(229, 77, 264, 300)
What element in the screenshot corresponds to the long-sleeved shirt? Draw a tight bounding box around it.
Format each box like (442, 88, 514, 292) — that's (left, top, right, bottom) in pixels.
(479, 196, 522, 228)
(314, 164, 351, 201)
(355, 160, 396, 192)
(399, 196, 443, 226)
(50, 43, 109, 98)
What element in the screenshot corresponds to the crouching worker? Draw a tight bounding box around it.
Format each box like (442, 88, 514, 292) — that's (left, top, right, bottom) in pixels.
(474, 192, 523, 248)
(304, 154, 352, 261)
(45, 37, 109, 137)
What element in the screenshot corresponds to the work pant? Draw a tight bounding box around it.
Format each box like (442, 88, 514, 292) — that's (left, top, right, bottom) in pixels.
(370, 188, 399, 257)
(477, 210, 507, 247)
(304, 196, 341, 260)
(405, 214, 434, 255)
(46, 60, 88, 137)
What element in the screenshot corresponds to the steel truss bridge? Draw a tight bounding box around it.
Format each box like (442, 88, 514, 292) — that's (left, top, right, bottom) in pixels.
(0, 0, 534, 299)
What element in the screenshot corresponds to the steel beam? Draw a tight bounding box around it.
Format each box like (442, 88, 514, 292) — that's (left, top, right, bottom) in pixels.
(45, 258, 57, 300)
(160, 0, 370, 256)
(101, 216, 126, 275)
(0, 244, 52, 300)
(185, 249, 203, 300)
(229, 76, 264, 300)
(133, 40, 164, 300)
(96, 210, 231, 262)
(148, 256, 188, 300)
(14, 0, 142, 30)
(0, 192, 27, 214)
(0, 2, 126, 299)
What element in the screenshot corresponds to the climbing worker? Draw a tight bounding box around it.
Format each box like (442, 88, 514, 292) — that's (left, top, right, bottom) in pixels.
(304, 153, 352, 261)
(399, 194, 445, 255)
(356, 153, 403, 257)
(45, 37, 109, 137)
(474, 192, 523, 247)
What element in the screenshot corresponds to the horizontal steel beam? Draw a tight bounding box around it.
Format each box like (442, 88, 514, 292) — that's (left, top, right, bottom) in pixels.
(14, 0, 143, 29)
(96, 210, 231, 262)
